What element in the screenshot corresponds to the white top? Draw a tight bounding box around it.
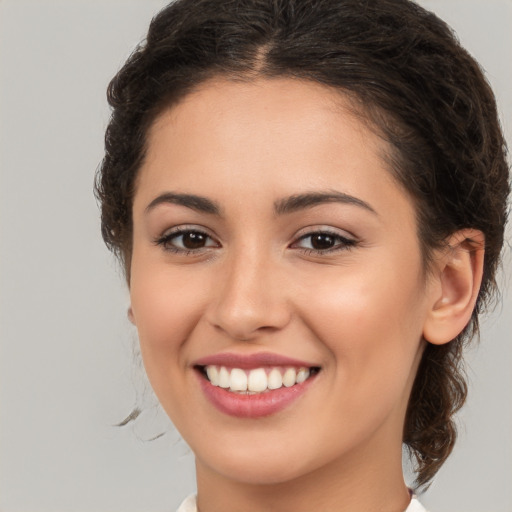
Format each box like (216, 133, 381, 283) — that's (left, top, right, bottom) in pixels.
(176, 494, 428, 512)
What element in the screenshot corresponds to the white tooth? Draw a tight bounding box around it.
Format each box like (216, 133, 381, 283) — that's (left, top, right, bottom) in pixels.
(247, 368, 268, 392)
(267, 368, 283, 390)
(206, 366, 219, 386)
(296, 367, 309, 384)
(218, 366, 230, 388)
(282, 368, 297, 387)
(229, 368, 248, 391)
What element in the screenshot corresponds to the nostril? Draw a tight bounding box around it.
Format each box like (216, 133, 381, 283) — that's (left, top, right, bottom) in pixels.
(205, 271, 292, 341)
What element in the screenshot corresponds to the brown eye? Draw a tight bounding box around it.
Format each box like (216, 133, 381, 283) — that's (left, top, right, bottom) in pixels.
(156, 228, 219, 253)
(293, 230, 357, 254)
(181, 231, 208, 249)
(310, 233, 336, 250)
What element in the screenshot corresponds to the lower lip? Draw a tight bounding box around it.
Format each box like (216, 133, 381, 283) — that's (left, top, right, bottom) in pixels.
(196, 371, 316, 418)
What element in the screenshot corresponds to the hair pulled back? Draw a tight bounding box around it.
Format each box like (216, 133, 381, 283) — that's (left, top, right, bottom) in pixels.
(96, 0, 510, 488)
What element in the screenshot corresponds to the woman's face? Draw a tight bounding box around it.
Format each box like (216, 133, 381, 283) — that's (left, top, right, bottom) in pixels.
(129, 78, 435, 485)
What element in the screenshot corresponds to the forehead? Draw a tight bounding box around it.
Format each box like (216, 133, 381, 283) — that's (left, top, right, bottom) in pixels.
(135, 77, 411, 221)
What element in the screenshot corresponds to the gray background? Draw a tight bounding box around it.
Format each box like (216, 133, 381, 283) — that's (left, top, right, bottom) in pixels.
(0, 1, 510, 511)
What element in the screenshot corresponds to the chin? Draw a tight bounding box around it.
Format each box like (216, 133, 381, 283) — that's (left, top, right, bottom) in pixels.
(207, 456, 313, 486)
(194, 436, 333, 487)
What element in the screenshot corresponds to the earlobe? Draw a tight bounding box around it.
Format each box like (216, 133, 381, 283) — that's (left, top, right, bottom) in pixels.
(128, 306, 136, 325)
(423, 229, 485, 345)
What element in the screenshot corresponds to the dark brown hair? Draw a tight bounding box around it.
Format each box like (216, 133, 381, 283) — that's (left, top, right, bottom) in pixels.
(95, 0, 510, 489)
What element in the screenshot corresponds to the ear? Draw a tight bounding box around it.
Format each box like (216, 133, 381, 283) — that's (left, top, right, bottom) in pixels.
(127, 306, 136, 325)
(423, 229, 485, 345)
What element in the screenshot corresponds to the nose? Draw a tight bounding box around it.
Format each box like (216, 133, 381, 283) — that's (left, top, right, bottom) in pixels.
(206, 248, 291, 341)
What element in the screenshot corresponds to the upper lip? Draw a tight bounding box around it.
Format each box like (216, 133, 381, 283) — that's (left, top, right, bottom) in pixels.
(193, 352, 319, 370)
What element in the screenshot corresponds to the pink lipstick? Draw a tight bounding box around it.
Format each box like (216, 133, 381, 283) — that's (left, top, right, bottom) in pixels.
(193, 352, 320, 418)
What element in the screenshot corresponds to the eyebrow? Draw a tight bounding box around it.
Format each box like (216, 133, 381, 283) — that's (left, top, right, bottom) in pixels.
(273, 191, 377, 216)
(145, 190, 377, 217)
(145, 192, 222, 215)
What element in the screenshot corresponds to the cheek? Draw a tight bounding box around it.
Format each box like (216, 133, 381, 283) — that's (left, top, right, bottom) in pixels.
(296, 266, 426, 445)
(129, 260, 206, 367)
(299, 257, 426, 378)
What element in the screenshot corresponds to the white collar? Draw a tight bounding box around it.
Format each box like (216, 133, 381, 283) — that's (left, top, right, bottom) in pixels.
(176, 494, 428, 512)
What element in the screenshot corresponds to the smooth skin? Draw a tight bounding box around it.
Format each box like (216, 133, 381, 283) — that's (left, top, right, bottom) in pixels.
(128, 78, 484, 512)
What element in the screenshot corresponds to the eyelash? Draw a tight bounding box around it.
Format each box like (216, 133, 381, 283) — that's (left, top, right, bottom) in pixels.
(154, 228, 358, 256)
(292, 230, 358, 255)
(154, 227, 218, 255)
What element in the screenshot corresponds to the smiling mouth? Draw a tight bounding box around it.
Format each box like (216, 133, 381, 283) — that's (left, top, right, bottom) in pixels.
(196, 365, 321, 394)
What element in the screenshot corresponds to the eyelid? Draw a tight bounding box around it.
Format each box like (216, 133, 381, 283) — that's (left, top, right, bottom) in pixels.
(159, 224, 218, 239)
(292, 225, 357, 242)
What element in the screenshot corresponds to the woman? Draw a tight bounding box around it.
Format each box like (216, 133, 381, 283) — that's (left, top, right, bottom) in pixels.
(96, 0, 510, 510)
